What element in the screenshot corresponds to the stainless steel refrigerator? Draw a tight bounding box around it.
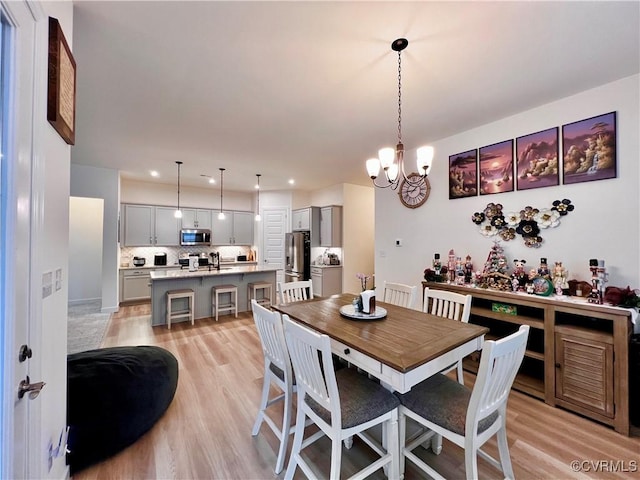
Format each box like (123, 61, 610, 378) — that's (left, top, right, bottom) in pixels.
(284, 231, 311, 282)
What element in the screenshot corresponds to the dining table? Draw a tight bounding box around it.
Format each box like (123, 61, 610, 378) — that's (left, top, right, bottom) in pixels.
(272, 293, 489, 394)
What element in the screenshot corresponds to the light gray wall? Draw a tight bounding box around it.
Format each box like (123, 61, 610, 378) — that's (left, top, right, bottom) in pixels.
(121, 178, 253, 211)
(70, 164, 120, 312)
(68, 197, 104, 303)
(375, 75, 640, 291)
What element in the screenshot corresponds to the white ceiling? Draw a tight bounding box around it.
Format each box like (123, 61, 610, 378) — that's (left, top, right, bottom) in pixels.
(71, 1, 639, 192)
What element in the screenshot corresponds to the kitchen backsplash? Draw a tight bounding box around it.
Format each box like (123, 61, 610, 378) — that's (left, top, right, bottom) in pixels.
(311, 247, 342, 265)
(120, 245, 252, 267)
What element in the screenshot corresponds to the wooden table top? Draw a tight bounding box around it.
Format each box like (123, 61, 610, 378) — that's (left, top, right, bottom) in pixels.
(273, 293, 488, 373)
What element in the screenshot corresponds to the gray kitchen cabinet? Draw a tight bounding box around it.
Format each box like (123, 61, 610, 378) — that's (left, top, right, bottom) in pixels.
(122, 204, 180, 246)
(181, 208, 212, 230)
(120, 269, 151, 302)
(320, 206, 342, 247)
(310, 266, 342, 297)
(212, 211, 254, 245)
(292, 207, 320, 231)
(292, 207, 320, 246)
(154, 207, 181, 245)
(123, 204, 154, 246)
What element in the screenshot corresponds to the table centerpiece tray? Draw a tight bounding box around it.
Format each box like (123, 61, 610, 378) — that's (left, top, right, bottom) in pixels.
(339, 304, 387, 321)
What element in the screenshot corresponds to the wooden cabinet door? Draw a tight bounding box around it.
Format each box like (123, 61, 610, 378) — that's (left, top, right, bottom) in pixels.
(122, 274, 151, 301)
(233, 211, 254, 244)
(123, 204, 153, 246)
(320, 206, 342, 247)
(555, 329, 614, 418)
(154, 207, 180, 245)
(292, 209, 309, 230)
(181, 209, 212, 230)
(180, 208, 197, 229)
(212, 211, 233, 245)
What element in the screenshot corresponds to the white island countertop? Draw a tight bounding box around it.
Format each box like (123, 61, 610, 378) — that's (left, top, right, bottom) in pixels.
(150, 265, 279, 281)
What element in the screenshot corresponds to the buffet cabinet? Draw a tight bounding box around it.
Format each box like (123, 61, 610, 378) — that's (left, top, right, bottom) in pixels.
(423, 282, 633, 435)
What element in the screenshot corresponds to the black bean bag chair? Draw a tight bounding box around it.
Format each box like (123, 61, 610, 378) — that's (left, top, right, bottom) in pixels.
(67, 346, 178, 474)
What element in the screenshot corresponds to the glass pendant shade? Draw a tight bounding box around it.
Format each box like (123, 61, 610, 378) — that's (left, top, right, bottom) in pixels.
(218, 211, 225, 220)
(378, 147, 395, 169)
(174, 209, 182, 218)
(417, 146, 434, 176)
(387, 163, 399, 182)
(366, 158, 381, 179)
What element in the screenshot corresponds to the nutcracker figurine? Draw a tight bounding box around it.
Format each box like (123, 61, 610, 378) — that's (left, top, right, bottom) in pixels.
(447, 249, 456, 283)
(587, 258, 608, 304)
(433, 253, 442, 276)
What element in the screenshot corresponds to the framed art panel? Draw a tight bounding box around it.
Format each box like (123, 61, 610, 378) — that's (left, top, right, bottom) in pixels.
(562, 111, 616, 185)
(47, 17, 76, 145)
(479, 140, 514, 195)
(515, 127, 559, 190)
(449, 149, 477, 199)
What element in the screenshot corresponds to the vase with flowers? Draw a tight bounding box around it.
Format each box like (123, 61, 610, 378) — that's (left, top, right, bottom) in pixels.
(354, 273, 372, 312)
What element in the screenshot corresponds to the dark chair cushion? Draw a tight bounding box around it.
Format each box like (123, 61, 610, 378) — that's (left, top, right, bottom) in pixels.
(67, 346, 178, 474)
(306, 367, 400, 429)
(396, 373, 498, 436)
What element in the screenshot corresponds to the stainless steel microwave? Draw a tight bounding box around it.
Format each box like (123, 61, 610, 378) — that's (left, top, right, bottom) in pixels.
(180, 229, 211, 246)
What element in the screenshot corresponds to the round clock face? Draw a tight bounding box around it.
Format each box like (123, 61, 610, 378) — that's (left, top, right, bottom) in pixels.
(399, 173, 431, 208)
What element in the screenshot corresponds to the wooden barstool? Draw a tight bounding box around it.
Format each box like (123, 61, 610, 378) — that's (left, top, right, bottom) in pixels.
(166, 288, 195, 329)
(211, 284, 238, 321)
(247, 281, 273, 309)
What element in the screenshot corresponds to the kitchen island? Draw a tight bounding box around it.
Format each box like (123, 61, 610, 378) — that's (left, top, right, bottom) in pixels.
(149, 266, 278, 326)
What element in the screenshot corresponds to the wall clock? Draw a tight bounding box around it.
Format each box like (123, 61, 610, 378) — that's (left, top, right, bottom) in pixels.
(399, 173, 431, 208)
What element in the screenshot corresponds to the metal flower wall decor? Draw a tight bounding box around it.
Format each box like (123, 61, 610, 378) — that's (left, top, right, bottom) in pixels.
(471, 199, 575, 248)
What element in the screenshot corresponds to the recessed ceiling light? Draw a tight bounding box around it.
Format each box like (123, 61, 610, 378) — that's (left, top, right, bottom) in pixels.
(150, 170, 159, 177)
(288, 179, 295, 185)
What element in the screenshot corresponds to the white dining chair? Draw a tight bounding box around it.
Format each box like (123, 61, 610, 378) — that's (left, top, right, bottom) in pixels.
(423, 287, 472, 385)
(278, 280, 314, 304)
(397, 325, 530, 480)
(382, 281, 418, 310)
(282, 315, 400, 480)
(250, 300, 295, 474)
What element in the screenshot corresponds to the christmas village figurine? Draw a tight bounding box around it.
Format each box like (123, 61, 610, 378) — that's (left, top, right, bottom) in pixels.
(478, 241, 512, 290)
(587, 258, 608, 304)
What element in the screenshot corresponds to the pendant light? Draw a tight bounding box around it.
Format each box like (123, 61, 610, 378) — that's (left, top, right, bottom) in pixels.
(217, 168, 226, 220)
(174, 161, 183, 218)
(366, 38, 434, 190)
(255, 174, 262, 222)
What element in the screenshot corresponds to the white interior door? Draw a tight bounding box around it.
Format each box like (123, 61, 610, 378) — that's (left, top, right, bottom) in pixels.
(0, 2, 40, 478)
(262, 207, 287, 289)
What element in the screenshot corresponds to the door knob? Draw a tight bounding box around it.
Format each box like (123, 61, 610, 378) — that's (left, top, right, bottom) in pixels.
(18, 376, 46, 399)
(18, 344, 33, 362)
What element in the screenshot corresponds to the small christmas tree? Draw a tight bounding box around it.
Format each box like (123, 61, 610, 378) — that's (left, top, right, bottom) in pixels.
(479, 241, 512, 290)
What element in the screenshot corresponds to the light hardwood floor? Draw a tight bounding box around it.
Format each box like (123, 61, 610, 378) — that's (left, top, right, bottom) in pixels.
(73, 304, 639, 479)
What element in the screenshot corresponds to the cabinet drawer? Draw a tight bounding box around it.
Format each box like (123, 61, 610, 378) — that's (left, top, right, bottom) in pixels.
(123, 269, 149, 277)
(331, 339, 381, 375)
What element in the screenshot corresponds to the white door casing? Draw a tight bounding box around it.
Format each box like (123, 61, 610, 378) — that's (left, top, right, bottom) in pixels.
(0, 1, 42, 478)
